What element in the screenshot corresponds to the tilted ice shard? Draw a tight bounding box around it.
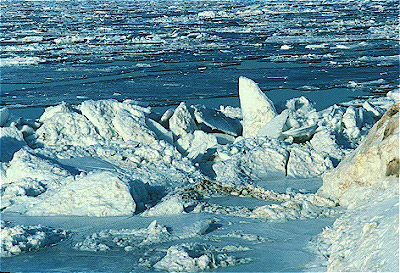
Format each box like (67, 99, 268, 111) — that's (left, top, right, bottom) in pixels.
(239, 77, 277, 138)
(169, 102, 197, 137)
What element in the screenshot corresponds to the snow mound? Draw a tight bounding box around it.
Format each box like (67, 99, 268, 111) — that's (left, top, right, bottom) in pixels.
(153, 243, 249, 272)
(239, 77, 277, 138)
(318, 102, 399, 206)
(1, 220, 67, 257)
(311, 185, 398, 272)
(26, 171, 148, 217)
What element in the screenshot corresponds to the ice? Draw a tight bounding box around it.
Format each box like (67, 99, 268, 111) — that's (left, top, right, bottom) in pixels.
(318, 102, 399, 206)
(286, 145, 333, 178)
(142, 196, 185, 217)
(0, 107, 10, 127)
(280, 45, 292, 50)
(257, 109, 289, 139)
(169, 102, 197, 138)
(191, 104, 242, 136)
(145, 118, 174, 144)
(239, 77, 277, 138)
(311, 185, 398, 272)
(1, 220, 67, 257)
(153, 243, 246, 272)
(176, 130, 218, 162)
(25, 171, 147, 217)
(0, 126, 26, 162)
(79, 100, 156, 144)
(280, 124, 318, 142)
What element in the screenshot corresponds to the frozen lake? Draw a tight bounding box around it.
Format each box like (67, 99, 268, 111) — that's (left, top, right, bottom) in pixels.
(1, 0, 398, 110)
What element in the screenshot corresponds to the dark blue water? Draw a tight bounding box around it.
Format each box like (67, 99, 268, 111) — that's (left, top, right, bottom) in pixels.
(1, 0, 398, 110)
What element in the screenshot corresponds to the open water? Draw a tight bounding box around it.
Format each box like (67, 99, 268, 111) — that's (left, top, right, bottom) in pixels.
(1, 0, 398, 110)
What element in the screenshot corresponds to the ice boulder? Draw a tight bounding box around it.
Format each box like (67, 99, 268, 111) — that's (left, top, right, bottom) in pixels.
(285, 96, 319, 130)
(286, 145, 333, 178)
(318, 102, 399, 206)
(239, 77, 277, 138)
(213, 137, 289, 185)
(0, 126, 26, 162)
(26, 171, 148, 216)
(169, 102, 197, 137)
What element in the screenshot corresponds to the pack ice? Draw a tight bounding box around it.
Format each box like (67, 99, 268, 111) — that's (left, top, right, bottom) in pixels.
(0, 79, 398, 272)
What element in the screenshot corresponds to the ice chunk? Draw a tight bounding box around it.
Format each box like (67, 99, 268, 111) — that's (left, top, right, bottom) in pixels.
(211, 133, 235, 145)
(213, 138, 289, 185)
(3, 149, 72, 188)
(80, 100, 155, 144)
(169, 102, 197, 137)
(285, 96, 318, 130)
(0, 126, 26, 162)
(1, 220, 67, 257)
(239, 77, 277, 138)
(146, 118, 173, 144)
(37, 109, 104, 146)
(153, 243, 242, 272)
(310, 129, 347, 165)
(176, 130, 217, 162)
(280, 45, 292, 50)
(26, 171, 146, 216)
(160, 108, 175, 127)
(142, 196, 185, 217)
(286, 145, 333, 178)
(191, 105, 242, 136)
(258, 109, 289, 138)
(0, 107, 10, 127)
(281, 124, 318, 142)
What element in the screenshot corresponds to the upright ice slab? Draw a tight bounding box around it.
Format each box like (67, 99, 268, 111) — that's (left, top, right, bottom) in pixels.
(239, 77, 277, 138)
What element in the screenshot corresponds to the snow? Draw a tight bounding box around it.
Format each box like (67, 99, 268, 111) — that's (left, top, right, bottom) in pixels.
(0, 77, 398, 272)
(238, 76, 277, 138)
(1, 220, 67, 257)
(307, 102, 399, 272)
(318, 102, 399, 206)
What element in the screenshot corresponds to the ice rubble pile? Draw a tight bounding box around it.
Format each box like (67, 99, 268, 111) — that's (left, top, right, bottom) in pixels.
(311, 103, 399, 271)
(0, 77, 397, 218)
(1, 220, 67, 257)
(74, 219, 249, 271)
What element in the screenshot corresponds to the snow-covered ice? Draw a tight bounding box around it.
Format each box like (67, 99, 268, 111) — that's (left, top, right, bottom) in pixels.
(0, 76, 398, 272)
